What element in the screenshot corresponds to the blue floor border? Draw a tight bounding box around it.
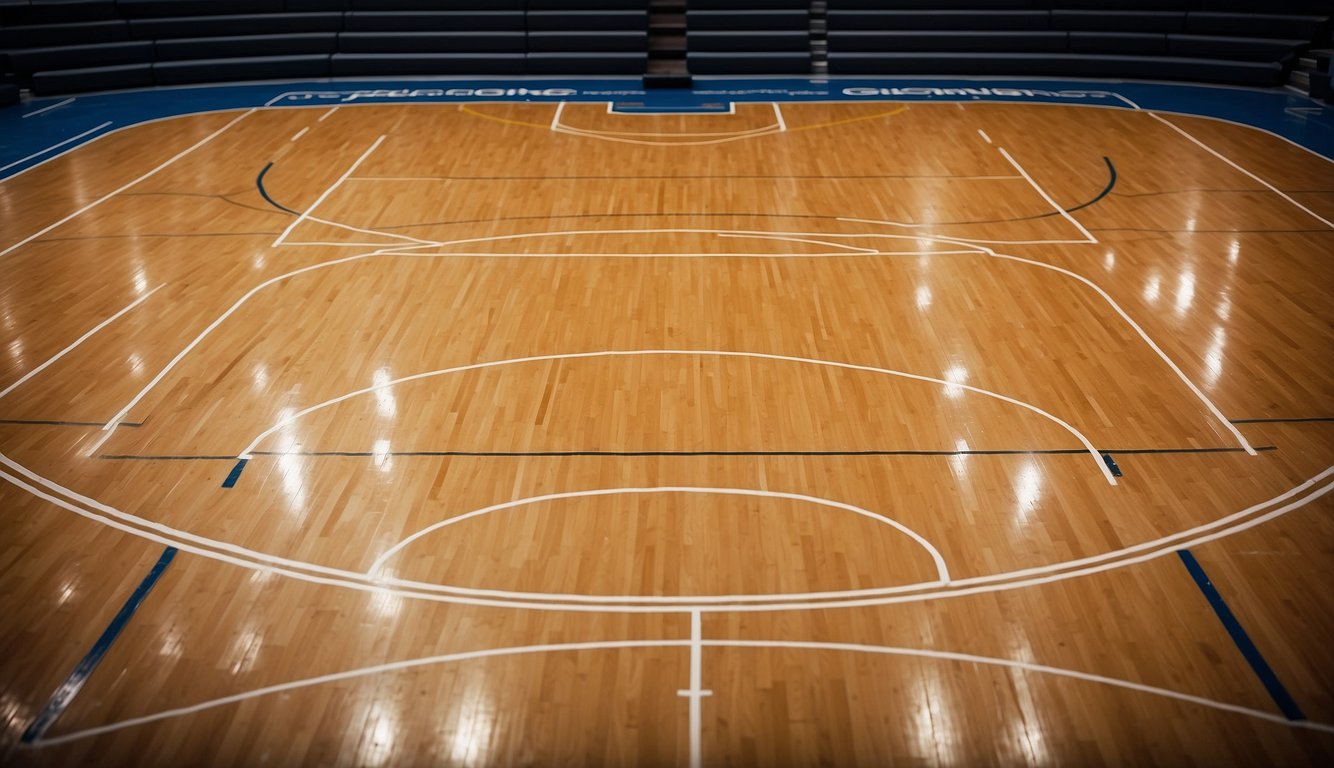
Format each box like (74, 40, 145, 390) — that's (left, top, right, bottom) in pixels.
(2, 77, 1333, 180)
(1176, 549, 1306, 722)
(20, 546, 178, 744)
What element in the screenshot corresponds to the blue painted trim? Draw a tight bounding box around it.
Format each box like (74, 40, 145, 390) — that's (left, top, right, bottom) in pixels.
(256, 162, 298, 216)
(1100, 453, 1123, 477)
(221, 458, 248, 488)
(21, 546, 178, 744)
(2, 78, 1332, 179)
(1176, 549, 1306, 721)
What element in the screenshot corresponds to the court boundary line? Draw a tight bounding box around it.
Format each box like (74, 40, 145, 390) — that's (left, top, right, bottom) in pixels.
(74, 225, 1252, 457)
(0, 286, 162, 402)
(38, 211, 1250, 462)
(0, 108, 257, 261)
(6, 97, 1331, 187)
(1147, 112, 1334, 230)
(234, 349, 1117, 486)
(26, 634, 1334, 749)
(2, 453, 1326, 614)
(995, 145, 1098, 243)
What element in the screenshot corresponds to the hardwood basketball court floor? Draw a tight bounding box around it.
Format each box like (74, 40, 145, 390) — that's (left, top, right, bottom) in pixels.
(1, 96, 1332, 764)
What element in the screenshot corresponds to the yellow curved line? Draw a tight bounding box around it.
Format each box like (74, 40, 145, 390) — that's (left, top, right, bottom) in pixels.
(457, 104, 552, 129)
(785, 105, 910, 133)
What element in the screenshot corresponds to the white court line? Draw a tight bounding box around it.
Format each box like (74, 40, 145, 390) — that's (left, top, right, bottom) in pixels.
(0, 286, 162, 403)
(236, 349, 1116, 486)
(28, 639, 691, 747)
(550, 100, 565, 131)
(93, 243, 435, 447)
(317, 107, 339, 122)
(678, 611, 710, 768)
(271, 134, 386, 248)
(977, 129, 993, 144)
(21, 97, 73, 118)
(987, 252, 1257, 455)
(304, 216, 442, 246)
(1, 452, 1327, 615)
(0, 122, 112, 175)
(289, 126, 309, 143)
(836, 218, 1093, 246)
(715, 233, 879, 254)
(368, 486, 950, 587)
(379, 249, 982, 259)
(0, 108, 256, 261)
(995, 146, 1098, 243)
(82, 220, 1243, 459)
(1148, 112, 1334, 229)
(5, 95, 1327, 188)
(26, 635, 1334, 747)
(773, 102, 787, 132)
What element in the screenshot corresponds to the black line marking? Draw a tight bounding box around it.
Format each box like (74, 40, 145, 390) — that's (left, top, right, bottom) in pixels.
(372, 157, 1118, 233)
(121, 190, 280, 215)
(1111, 187, 1267, 199)
(99, 446, 1276, 461)
(356, 173, 1013, 181)
(1230, 417, 1334, 424)
(0, 419, 143, 428)
(256, 162, 300, 215)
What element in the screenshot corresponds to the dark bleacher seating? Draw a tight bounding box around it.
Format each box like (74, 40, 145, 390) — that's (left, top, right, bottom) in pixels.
(687, 0, 810, 75)
(826, 1, 1330, 86)
(0, 1, 1329, 94)
(524, 0, 646, 75)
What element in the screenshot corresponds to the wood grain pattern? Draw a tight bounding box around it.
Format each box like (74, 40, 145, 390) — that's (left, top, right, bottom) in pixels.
(0, 100, 1331, 766)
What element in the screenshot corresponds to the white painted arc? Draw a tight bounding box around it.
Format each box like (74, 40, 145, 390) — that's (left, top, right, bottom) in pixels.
(367, 486, 951, 585)
(987, 252, 1257, 455)
(0, 453, 1328, 614)
(358, 467, 1332, 605)
(0, 286, 161, 402)
(235, 349, 1117, 486)
(29, 637, 1334, 747)
(97, 243, 436, 435)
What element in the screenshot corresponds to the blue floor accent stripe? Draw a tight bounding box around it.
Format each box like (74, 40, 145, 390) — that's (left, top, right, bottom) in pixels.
(221, 458, 248, 488)
(1177, 549, 1306, 721)
(21, 546, 178, 744)
(1101, 453, 1124, 477)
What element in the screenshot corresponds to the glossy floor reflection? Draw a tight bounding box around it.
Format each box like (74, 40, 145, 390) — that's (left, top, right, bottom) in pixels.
(0, 99, 1331, 766)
